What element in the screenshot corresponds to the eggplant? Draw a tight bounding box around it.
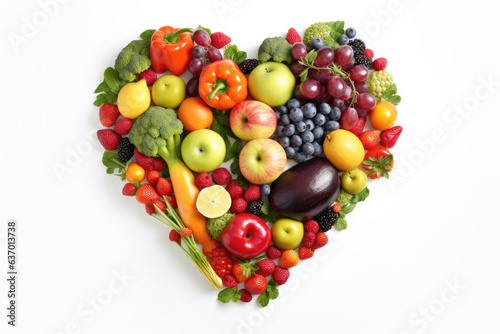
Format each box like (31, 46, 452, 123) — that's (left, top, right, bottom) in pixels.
(269, 158, 340, 221)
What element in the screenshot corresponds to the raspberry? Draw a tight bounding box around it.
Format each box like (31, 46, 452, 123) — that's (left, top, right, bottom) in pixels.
(195, 172, 212, 189)
(255, 259, 275, 277)
(211, 32, 231, 49)
(286, 27, 301, 45)
(363, 49, 374, 59)
(212, 167, 231, 185)
(230, 197, 248, 214)
(138, 68, 157, 86)
(298, 246, 314, 259)
(222, 274, 238, 288)
(156, 178, 173, 196)
(146, 170, 160, 185)
(122, 183, 137, 196)
(114, 117, 133, 135)
(207, 246, 233, 277)
(312, 232, 328, 250)
(244, 185, 262, 202)
(373, 57, 388, 71)
(303, 220, 319, 234)
(302, 232, 316, 248)
(169, 229, 181, 243)
(367, 70, 394, 99)
(180, 227, 192, 237)
(272, 266, 290, 285)
(239, 289, 252, 303)
(266, 246, 282, 260)
(226, 180, 244, 199)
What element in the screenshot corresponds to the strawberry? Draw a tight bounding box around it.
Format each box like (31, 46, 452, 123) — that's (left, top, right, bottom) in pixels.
(232, 260, 256, 282)
(272, 266, 290, 285)
(304, 220, 319, 234)
(332, 203, 342, 213)
(136, 184, 159, 204)
(97, 129, 121, 151)
(169, 229, 181, 243)
(311, 232, 328, 250)
(298, 246, 314, 260)
(138, 68, 157, 86)
(211, 32, 231, 49)
(134, 148, 166, 171)
(279, 250, 299, 269)
(222, 274, 238, 288)
(239, 289, 252, 303)
(359, 130, 380, 150)
(255, 259, 276, 277)
(243, 185, 262, 202)
(145, 203, 156, 215)
(363, 49, 374, 59)
(348, 117, 366, 136)
(114, 118, 133, 135)
(244, 274, 267, 295)
(195, 172, 212, 189)
(146, 170, 160, 185)
(226, 180, 244, 199)
(230, 197, 248, 214)
(266, 246, 282, 260)
(379, 126, 403, 149)
(286, 27, 301, 44)
(156, 178, 172, 196)
(212, 167, 231, 186)
(373, 57, 388, 71)
(146, 198, 166, 215)
(166, 195, 177, 209)
(180, 227, 193, 237)
(302, 232, 316, 248)
(99, 103, 120, 127)
(122, 182, 138, 196)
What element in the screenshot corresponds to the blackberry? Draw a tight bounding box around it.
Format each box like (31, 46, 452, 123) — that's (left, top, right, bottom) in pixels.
(238, 59, 259, 74)
(117, 137, 135, 162)
(314, 207, 339, 232)
(247, 200, 264, 216)
(348, 39, 366, 55)
(354, 54, 373, 69)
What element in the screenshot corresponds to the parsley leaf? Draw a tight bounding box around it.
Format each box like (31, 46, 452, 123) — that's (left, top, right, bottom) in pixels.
(257, 280, 280, 307)
(217, 287, 241, 303)
(380, 84, 401, 106)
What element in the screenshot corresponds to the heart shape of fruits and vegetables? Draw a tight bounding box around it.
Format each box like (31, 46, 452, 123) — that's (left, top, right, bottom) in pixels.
(94, 22, 403, 307)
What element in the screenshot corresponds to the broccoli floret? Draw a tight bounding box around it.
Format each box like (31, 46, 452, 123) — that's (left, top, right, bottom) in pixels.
(115, 40, 151, 82)
(128, 107, 183, 165)
(258, 37, 292, 65)
(303, 21, 345, 50)
(206, 212, 235, 241)
(336, 189, 353, 207)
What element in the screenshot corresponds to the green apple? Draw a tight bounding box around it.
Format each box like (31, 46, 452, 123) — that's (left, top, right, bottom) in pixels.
(152, 74, 185, 109)
(239, 138, 287, 185)
(271, 218, 304, 250)
(341, 168, 368, 194)
(248, 62, 295, 107)
(181, 129, 226, 173)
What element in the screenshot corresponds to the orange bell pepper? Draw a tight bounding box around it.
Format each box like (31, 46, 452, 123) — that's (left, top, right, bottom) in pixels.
(198, 59, 248, 110)
(150, 26, 194, 76)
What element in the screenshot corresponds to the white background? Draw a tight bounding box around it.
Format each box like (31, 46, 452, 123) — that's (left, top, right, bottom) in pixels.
(1, 0, 499, 333)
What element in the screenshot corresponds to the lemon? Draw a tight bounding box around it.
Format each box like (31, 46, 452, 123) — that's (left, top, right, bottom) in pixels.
(323, 129, 365, 171)
(196, 185, 232, 219)
(117, 79, 151, 119)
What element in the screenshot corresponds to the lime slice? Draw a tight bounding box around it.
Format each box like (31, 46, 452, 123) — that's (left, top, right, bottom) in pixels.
(196, 185, 232, 219)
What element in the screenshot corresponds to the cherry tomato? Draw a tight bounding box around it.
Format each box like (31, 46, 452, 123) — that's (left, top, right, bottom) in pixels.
(369, 101, 397, 130)
(125, 163, 145, 182)
(362, 145, 394, 179)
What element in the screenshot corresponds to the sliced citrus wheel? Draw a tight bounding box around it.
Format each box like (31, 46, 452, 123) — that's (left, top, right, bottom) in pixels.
(196, 185, 232, 218)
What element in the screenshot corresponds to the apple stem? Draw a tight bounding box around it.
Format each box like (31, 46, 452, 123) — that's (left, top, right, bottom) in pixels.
(265, 68, 269, 73)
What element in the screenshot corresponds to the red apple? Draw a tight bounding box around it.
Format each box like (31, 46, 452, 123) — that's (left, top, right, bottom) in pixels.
(229, 100, 277, 141)
(239, 138, 287, 185)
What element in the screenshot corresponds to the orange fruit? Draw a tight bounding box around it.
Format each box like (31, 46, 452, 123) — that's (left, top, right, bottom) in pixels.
(280, 250, 300, 269)
(178, 97, 213, 132)
(369, 101, 398, 130)
(125, 163, 145, 182)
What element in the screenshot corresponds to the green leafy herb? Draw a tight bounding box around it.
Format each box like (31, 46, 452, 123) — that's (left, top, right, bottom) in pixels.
(380, 84, 401, 106)
(224, 44, 247, 65)
(236, 174, 251, 188)
(140, 29, 156, 42)
(197, 25, 211, 36)
(225, 139, 242, 162)
(217, 287, 241, 303)
(336, 217, 347, 230)
(104, 67, 127, 93)
(325, 21, 345, 50)
(261, 203, 280, 224)
(351, 187, 370, 204)
(299, 68, 309, 82)
(305, 50, 317, 64)
(102, 150, 132, 180)
(93, 67, 128, 107)
(336, 187, 370, 230)
(257, 280, 280, 307)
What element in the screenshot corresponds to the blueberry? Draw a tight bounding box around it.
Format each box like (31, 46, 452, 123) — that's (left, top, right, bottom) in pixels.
(312, 127, 324, 139)
(302, 103, 317, 119)
(314, 113, 326, 126)
(319, 102, 331, 115)
(301, 130, 314, 143)
(295, 121, 306, 133)
(325, 121, 340, 131)
(275, 124, 285, 137)
(312, 142, 323, 157)
(261, 184, 271, 196)
(292, 146, 300, 152)
(329, 107, 341, 121)
(346, 27, 356, 39)
(304, 119, 315, 131)
(337, 34, 349, 45)
(286, 99, 301, 110)
(277, 105, 288, 114)
(294, 152, 308, 163)
(302, 142, 315, 156)
(279, 137, 290, 148)
(289, 108, 304, 122)
(291, 134, 303, 147)
(310, 38, 324, 50)
(281, 114, 290, 125)
(275, 111, 281, 120)
(284, 124, 296, 137)
(285, 146, 296, 159)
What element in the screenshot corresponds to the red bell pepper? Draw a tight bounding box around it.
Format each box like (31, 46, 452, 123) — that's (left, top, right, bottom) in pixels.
(150, 26, 194, 76)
